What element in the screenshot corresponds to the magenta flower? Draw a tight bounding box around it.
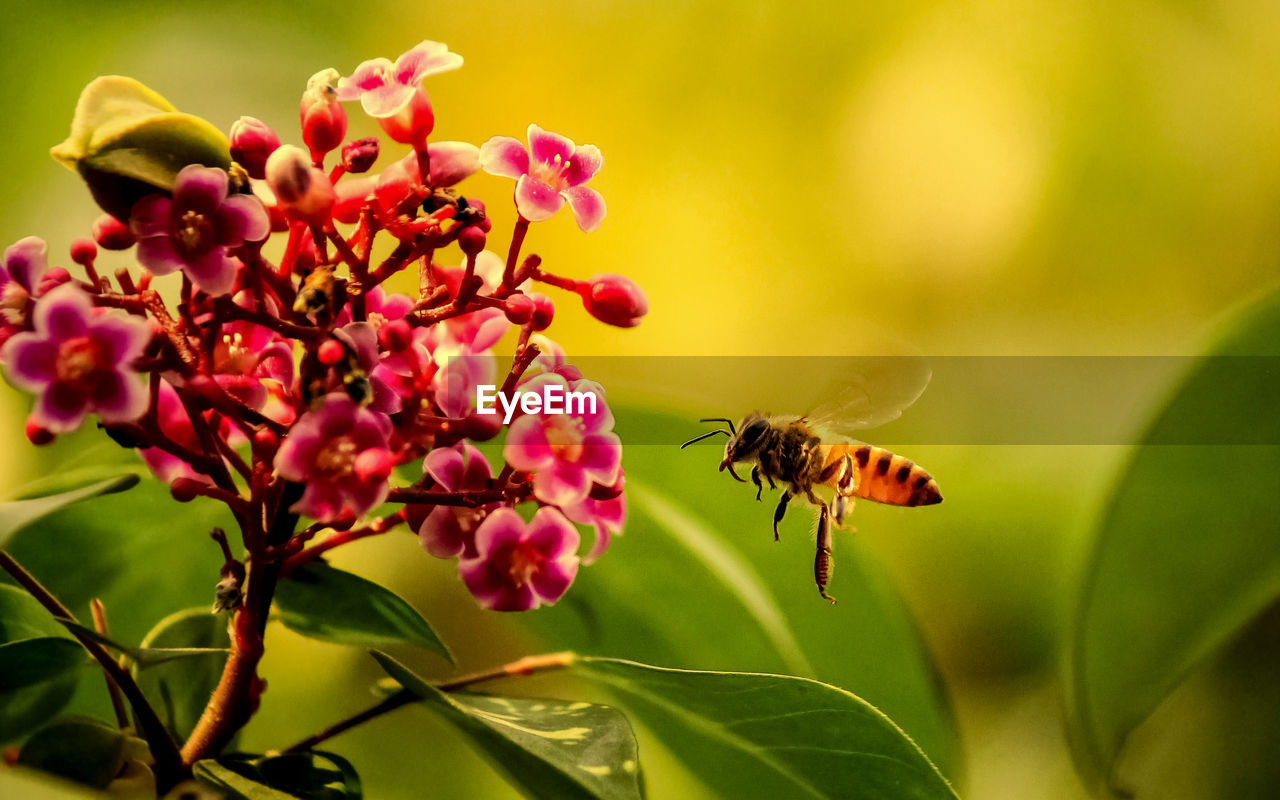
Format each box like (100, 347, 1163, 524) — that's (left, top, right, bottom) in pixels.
(504, 373, 621, 506)
(1, 237, 50, 346)
(337, 40, 462, 118)
(479, 125, 606, 232)
(563, 491, 626, 564)
(139, 380, 207, 484)
(1, 284, 150, 433)
(274, 394, 394, 522)
(131, 164, 269, 296)
(458, 507, 580, 611)
(414, 443, 495, 559)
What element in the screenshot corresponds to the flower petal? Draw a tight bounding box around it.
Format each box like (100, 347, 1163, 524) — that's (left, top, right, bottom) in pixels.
(218, 194, 270, 245)
(92, 371, 148, 423)
(533, 461, 591, 507)
(184, 249, 238, 296)
(2, 333, 57, 389)
(419, 507, 466, 558)
(527, 124, 574, 167)
(563, 144, 603, 187)
(425, 445, 466, 491)
(173, 165, 228, 215)
(562, 186, 607, 233)
(514, 175, 565, 222)
(89, 315, 151, 364)
(478, 137, 529, 179)
(37, 382, 90, 433)
(394, 40, 463, 83)
(129, 195, 173, 238)
(361, 82, 415, 118)
(337, 58, 394, 99)
(4, 236, 49, 291)
(472, 508, 524, 558)
(505, 416, 553, 470)
(578, 432, 623, 484)
(527, 506, 580, 558)
(34, 285, 91, 340)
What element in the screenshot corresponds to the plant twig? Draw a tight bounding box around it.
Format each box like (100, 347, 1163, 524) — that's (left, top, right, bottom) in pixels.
(90, 598, 130, 729)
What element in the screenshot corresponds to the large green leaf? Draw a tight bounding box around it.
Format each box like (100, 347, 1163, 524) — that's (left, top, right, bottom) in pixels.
(1068, 286, 1280, 790)
(0, 474, 139, 550)
(18, 717, 128, 790)
(517, 408, 959, 778)
(275, 563, 451, 661)
(132, 608, 229, 742)
(0, 585, 85, 742)
(373, 651, 642, 800)
(574, 657, 957, 800)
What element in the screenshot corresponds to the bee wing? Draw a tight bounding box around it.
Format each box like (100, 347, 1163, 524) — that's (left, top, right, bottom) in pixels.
(804, 357, 932, 435)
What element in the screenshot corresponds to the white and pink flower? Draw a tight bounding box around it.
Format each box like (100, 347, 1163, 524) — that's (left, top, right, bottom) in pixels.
(479, 125, 606, 232)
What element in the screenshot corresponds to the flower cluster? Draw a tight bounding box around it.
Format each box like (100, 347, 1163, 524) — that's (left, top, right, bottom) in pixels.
(0, 40, 646, 612)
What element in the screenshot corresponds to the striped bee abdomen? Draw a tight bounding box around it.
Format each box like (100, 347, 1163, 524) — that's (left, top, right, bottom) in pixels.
(828, 444, 942, 507)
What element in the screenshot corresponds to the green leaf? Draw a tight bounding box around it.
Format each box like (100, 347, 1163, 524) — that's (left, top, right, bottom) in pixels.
(194, 751, 362, 800)
(0, 639, 87, 743)
(0, 474, 139, 551)
(0, 585, 85, 743)
(132, 608, 229, 742)
(0, 765, 115, 799)
(49, 75, 231, 220)
(1068, 286, 1280, 789)
(516, 407, 960, 779)
(18, 717, 127, 790)
(373, 651, 642, 800)
(574, 657, 957, 800)
(275, 563, 451, 661)
(59, 619, 228, 666)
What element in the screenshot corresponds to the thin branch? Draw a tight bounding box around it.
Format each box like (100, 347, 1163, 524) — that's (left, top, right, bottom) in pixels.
(90, 598, 130, 729)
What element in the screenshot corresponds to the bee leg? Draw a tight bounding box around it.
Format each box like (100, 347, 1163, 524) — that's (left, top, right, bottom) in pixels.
(815, 503, 836, 604)
(751, 465, 764, 501)
(773, 491, 792, 541)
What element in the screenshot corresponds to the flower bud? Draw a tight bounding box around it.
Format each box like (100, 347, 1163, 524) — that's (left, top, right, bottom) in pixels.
(504, 293, 534, 325)
(457, 225, 486, 257)
(300, 68, 348, 161)
(229, 116, 281, 180)
(170, 478, 206, 503)
(530, 292, 554, 331)
(377, 86, 435, 148)
(69, 238, 97, 267)
(37, 268, 72, 296)
(580, 273, 648, 328)
(91, 214, 136, 250)
(333, 175, 376, 225)
(252, 427, 279, 454)
(266, 145, 335, 223)
(317, 338, 346, 365)
(341, 137, 380, 174)
(24, 415, 55, 446)
(379, 318, 414, 352)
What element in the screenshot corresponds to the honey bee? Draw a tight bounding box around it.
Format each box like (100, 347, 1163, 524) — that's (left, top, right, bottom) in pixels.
(682, 366, 941, 604)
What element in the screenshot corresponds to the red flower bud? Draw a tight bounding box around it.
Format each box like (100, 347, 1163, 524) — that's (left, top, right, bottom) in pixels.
(229, 116, 281, 180)
(504, 293, 534, 325)
(377, 86, 435, 148)
(317, 338, 346, 365)
(300, 68, 348, 161)
(530, 292, 555, 331)
(333, 175, 376, 225)
(266, 145, 334, 223)
(170, 478, 205, 503)
(341, 137, 381, 174)
(457, 225, 486, 257)
(69, 238, 97, 267)
(252, 427, 279, 454)
(91, 214, 136, 250)
(37, 268, 72, 296)
(379, 318, 414, 352)
(580, 273, 648, 328)
(24, 415, 55, 446)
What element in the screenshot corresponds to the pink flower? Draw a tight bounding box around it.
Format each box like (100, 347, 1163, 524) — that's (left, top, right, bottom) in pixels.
(338, 41, 462, 118)
(563, 484, 626, 564)
(274, 394, 394, 522)
(479, 124, 606, 232)
(413, 443, 495, 559)
(139, 381, 207, 484)
(338, 41, 462, 147)
(131, 165, 270, 296)
(1, 237, 50, 346)
(0, 285, 150, 433)
(458, 506, 580, 611)
(504, 373, 621, 507)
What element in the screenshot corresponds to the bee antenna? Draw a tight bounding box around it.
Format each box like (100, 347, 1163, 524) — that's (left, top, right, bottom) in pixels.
(680, 429, 731, 449)
(698, 417, 737, 435)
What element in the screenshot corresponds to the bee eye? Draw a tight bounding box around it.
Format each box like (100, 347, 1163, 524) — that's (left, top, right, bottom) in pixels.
(739, 419, 769, 446)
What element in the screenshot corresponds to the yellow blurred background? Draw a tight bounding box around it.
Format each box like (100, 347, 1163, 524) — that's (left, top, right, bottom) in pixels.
(3, 1, 1280, 798)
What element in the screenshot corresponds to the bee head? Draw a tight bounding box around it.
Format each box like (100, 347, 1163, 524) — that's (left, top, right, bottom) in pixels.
(680, 414, 769, 483)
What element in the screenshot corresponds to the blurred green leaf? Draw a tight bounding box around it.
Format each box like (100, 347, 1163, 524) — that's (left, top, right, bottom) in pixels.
(0, 765, 114, 799)
(59, 619, 228, 666)
(0, 474, 139, 550)
(574, 657, 957, 800)
(0, 638, 86, 743)
(275, 563, 451, 661)
(132, 608, 228, 742)
(520, 407, 960, 778)
(18, 717, 127, 790)
(49, 75, 231, 220)
(1069, 286, 1280, 790)
(373, 651, 642, 800)
(195, 751, 361, 800)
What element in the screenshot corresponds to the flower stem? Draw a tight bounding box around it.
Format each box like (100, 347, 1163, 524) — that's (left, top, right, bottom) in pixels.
(281, 651, 577, 753)
(504, 217, 530, 289)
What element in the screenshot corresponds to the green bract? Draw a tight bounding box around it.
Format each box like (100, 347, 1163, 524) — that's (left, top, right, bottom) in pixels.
(49, 76, 231, 220)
